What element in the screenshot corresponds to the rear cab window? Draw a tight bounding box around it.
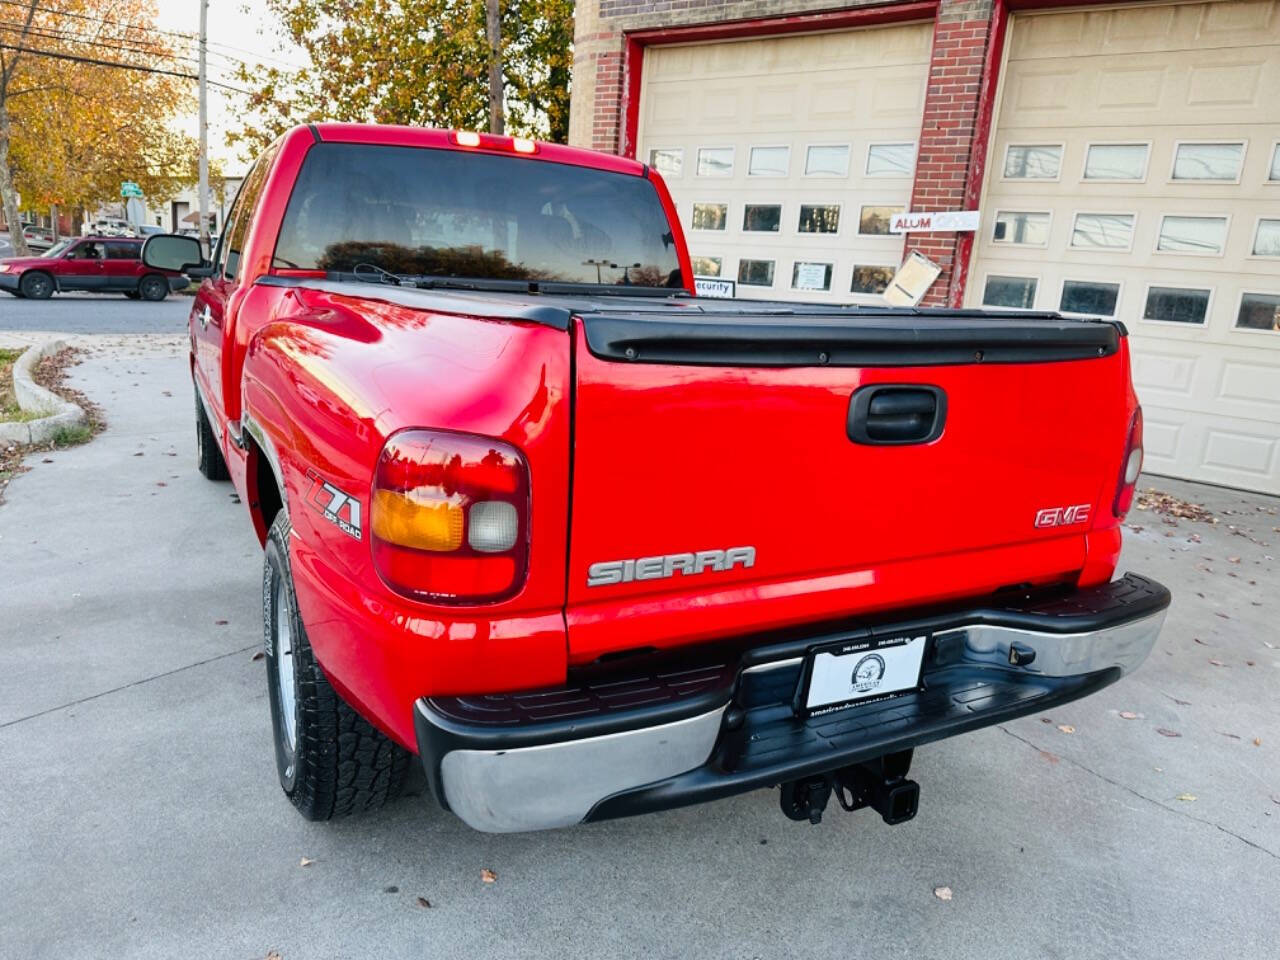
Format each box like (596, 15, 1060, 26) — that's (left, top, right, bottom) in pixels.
(272, 143, 683, 289)
(218, 139, 282, 282)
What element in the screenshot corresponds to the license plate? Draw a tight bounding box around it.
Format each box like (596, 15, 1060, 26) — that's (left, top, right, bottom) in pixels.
(798, 633, 929, 717)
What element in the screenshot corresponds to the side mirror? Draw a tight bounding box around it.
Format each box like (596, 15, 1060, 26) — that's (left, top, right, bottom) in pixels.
(141, 234, 211, 277)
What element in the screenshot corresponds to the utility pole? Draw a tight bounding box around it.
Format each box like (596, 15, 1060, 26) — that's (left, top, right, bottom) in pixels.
(197, 0, 210, 253)
(486, 0, 503, 135)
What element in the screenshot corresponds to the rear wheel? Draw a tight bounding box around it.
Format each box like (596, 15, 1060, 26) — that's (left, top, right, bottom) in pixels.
(194, 387, 229, 481)
(19, 271, 53, 300)
(263, 512, 410, 820)
(138, 274, 168, 301)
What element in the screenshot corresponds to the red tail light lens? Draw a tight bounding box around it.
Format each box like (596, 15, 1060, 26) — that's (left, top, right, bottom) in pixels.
(371, 430, 530, 604)
(1113, 407, 1143, 519)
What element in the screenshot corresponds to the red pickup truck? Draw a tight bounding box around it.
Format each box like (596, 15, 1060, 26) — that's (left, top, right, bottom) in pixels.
(143, 123, 1169, 833)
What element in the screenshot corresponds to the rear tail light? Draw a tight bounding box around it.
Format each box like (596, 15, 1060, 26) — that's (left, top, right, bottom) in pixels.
(371, 430, 529, 604)
(1112, 407, 1144, 519)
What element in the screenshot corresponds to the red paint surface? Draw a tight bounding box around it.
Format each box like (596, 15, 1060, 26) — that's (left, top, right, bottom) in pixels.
(189, 122, 1137, 749)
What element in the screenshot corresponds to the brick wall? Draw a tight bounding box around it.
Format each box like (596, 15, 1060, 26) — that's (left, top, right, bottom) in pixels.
(903, 0, 996, 305)
(569, 0, 1000, 306)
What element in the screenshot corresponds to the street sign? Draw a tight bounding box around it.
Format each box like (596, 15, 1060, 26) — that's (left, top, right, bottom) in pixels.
(695, 277, 735, 298)
(120, 181, 143, 199)
(889, 210, 980, 234)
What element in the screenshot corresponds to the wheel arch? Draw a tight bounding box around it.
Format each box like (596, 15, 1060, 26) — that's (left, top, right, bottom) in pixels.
(243, 413, 287, 547)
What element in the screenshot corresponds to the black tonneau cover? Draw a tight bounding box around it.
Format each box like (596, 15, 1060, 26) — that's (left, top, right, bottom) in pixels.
(257, 275, 1122, 366)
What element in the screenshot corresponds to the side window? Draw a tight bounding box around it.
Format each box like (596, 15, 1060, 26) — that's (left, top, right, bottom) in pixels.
(105, 242, 140, 260)
(220, 139, 281, 281)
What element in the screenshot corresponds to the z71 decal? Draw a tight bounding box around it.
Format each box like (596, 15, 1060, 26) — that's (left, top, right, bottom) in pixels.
(306, 469, 362, 540)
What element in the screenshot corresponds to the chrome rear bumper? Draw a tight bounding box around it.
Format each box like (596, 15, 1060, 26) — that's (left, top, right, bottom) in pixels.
(416, 575, 1169, 833)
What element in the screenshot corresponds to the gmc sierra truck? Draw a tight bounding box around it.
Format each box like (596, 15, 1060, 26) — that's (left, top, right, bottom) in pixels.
(143, 123, 1169, 833)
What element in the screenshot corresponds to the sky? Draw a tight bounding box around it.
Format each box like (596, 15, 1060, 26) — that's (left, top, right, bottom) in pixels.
(153, 0, 308, 175)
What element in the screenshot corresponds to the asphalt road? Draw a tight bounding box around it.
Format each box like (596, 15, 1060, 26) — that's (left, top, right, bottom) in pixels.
(0, 289, 191, 334)
(1, 335, 1277, 960)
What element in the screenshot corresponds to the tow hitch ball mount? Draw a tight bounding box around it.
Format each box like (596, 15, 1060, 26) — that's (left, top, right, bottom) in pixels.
(779, 750, 920, 826)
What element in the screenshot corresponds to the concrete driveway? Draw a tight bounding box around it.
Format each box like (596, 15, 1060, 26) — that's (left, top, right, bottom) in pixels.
(1, 336, 1276, 960)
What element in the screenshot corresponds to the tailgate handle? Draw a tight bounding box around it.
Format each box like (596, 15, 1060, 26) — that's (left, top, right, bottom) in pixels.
(848, 385, 946, 445)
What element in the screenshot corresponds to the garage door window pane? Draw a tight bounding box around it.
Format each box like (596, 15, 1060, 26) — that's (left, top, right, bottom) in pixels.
(1253, 219, 1280, 257)
(1157, 216, 1227, 255)
(1172, 142, 1243, 181)
(1270, 145, 1280, 181)
(867, 143, 915, 177)
(983, 275, 1037, 309)
(691, 203, 727, 231)
(851, 265, 895, 295)
(993, 211, 1050, 246)
(1084, 144, 1148, 181)
(738, 259, 775, 287)
(1004, 144, 1061, 179)
(858, 205, 900, 235)
(749, 146, 789, 177)
(743, 204, 781, 232)
(1071, 213, 1134, 249)
(697, 147, 733, 177)
(792, 261, 833, 291)
(799, 204, 840, 234)
(805, 145, 849, 177)
(1143, 286, 1210, 324)
(1060, 280, 1120, 317)
(649, 148, 682, 177)
(1237, 293, 1280, 332)
(691, 256, 721, 277)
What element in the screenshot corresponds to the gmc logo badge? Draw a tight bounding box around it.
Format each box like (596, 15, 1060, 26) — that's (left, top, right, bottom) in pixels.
(1035, 504, 1091, 528)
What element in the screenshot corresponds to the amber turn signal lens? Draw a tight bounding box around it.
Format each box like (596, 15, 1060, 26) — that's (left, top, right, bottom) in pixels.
(371, 490, 464, 552)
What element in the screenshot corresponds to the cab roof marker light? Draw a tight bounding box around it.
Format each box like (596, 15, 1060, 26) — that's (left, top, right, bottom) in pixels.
(512, 137, 537, 155)
(454, 130, 482, 147)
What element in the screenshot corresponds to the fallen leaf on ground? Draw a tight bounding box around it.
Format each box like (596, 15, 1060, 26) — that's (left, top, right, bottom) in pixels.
(300, 857, 314, 867)
(1215, 612, 1231, 620)
(1208, 659, 1226, 667)
(481, 868, 497, 884)
(1039, 750, 1060, 765)
(933, 886, 953, 901)
(1246, 661, 1256, 667)
(1176, 793, 1197, 802)
(1057, 724, 1075, 734)
(1228, 556, 1241, 564)
(1162, 693, 1192, 706)
(265, 952, 281, 960)
(1119, 711, 1139, 720)
(251, 651, 264, 662)
(1156, 728, 1182, 738)
(416, 896, 432, 909)
(1218, 732, 1241, 740)
(1254, 738, 1262, 747)
(215, 619, 229, 626)
(1193, 638, 1210, 645)
(1040, 717, 1052, 724)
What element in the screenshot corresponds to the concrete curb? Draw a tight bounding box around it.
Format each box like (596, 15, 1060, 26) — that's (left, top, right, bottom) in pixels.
(0, 338, 87, 445)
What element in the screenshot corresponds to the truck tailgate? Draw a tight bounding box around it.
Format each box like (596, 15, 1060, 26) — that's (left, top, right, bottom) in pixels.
(564, 308, 1131, 662)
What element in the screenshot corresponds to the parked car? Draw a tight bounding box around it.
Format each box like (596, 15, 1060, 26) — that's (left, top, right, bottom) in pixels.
(91, 218, 132, 237)
(137, 225, 165, 238)
(144, 123, 1170, 833)
(20, 224, 55, 251)
(0, 235, 188, 300)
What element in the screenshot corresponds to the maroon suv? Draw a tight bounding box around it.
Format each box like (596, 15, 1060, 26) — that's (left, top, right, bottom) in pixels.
(0, 235, 189, 300)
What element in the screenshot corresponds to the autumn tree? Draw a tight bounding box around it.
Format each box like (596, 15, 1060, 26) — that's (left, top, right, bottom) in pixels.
(229, 0, 573, 162)
(0, 0, 200, 253)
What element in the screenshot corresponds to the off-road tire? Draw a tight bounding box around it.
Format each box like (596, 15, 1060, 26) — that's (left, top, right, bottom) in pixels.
(263, 512, 411, 821)
(19, 271, 53, 299)
(138, 274, 168, 301)
(194, 387, 229, 481)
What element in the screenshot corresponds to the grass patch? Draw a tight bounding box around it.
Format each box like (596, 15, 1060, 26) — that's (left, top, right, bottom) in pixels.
(50, 423, 93, 447)
(0, 346, 27, 421)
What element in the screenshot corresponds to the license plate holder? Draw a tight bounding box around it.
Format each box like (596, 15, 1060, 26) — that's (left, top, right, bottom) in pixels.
(796, 632, 929, 718)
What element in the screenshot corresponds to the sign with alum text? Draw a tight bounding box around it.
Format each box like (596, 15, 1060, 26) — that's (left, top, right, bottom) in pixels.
(890, 210, 980, 234)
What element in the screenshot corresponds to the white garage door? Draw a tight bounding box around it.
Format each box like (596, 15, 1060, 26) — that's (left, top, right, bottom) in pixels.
(970, 0, 1280, 494)
(636, 23, 932, 303)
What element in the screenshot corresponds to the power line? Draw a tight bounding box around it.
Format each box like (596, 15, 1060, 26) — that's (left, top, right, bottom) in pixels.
(0, 0, 307, 72)
(0, 41, 249, 94)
